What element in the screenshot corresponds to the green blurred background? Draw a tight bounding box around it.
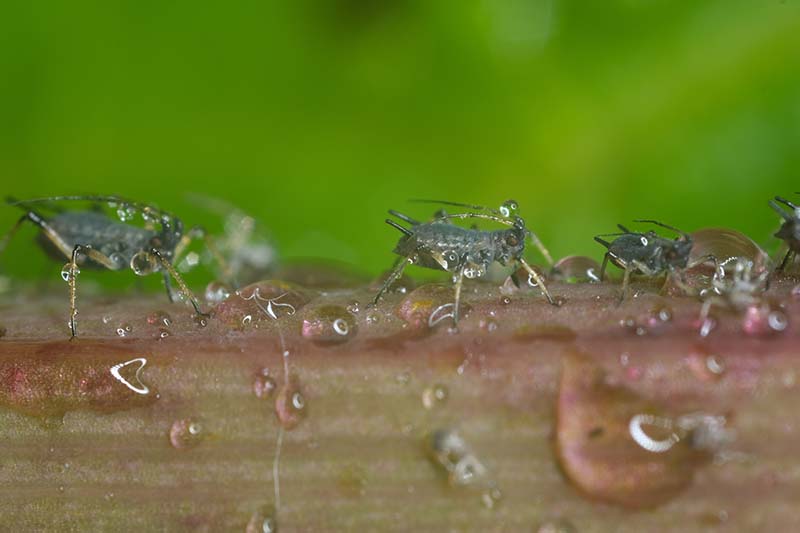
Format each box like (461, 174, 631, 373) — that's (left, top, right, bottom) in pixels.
(1, 0, 799, 282)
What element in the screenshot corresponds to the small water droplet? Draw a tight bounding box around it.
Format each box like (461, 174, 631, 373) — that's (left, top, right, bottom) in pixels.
(500, 296, 511, 305)
(204, 281, 232, 304)
(193, 314, 209, 328)
(536, 519, 577, 533)
(422, 383, 449, 409)
(479, 317, 498, 332)
(115, 323, 133, 337)
(156, 328, 171, 340)
(366, 312, 381, 325)
(275, 376, 307, 430)
(481, 485, 502, 509)
(301, 306, 357, 344)
(169, 418, 204, 449)
(768, 310, 788, 332)
(147, 310, 173, 327)
(60, 263, 79, 282)
(242, 315, 253, 326)
(253, 369, 277, 399)
(102, 315, 112, 324)
(346, 300, 360, 314)
(246, 505, 277, 533)
(706, 355, 725, 375)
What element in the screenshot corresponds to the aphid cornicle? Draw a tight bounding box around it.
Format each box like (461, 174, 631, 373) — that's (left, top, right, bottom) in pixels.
(769, 195, 800, 272)
(373, 199, 558, 325)
(594, 220, 718, 302)
(0, 195, 211, 337)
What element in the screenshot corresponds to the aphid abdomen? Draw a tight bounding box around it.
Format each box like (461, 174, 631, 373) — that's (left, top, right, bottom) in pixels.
(43, 212, 154, 268)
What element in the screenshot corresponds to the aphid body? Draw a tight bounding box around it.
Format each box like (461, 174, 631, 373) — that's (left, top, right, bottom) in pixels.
(595, 220, 715, 301)
(374, 199, 557, 324)
(0, 195, 208, 337)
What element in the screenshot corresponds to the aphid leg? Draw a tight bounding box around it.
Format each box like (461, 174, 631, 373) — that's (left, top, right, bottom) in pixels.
(619, 267, 632, 304)
(0, 211, 73, 258)
(162, 272, 176, 303)
(686, 253, 723, 278)
(518, 257, 556, 305)
(151, 249, 208, 318)
(528, 231, 554, 266)
(598, 253, 610, 282)
(372, 256, 410, 305)
(777, 250, 795, 273)
(66, 244, 119, 338)
(452, 266, 465, 324)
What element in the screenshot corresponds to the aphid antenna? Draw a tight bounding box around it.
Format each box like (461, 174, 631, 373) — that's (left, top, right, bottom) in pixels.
(385, 219, 412, 236)
(632, 219, 689, 238)
(7, 195, 173, 221)
(409, 198, 519, 219)
(387, 209, 420, 226)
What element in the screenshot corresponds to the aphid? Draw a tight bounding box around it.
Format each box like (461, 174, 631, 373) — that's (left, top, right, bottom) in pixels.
(770, 195, 800, 272)
(698, 258, 768, 336)
(373, 199, 557, 325)
(594, 220, 718, 301)
(0, 195, 210, 337)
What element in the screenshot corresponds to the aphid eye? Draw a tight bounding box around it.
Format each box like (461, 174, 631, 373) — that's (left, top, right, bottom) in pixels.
(505, 234, 519, 247)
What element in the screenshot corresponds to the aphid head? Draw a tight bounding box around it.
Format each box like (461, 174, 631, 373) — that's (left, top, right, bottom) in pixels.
(151, 216, 184, 259)
(663, 236, 693, 269)
(495, 223, 526, 265)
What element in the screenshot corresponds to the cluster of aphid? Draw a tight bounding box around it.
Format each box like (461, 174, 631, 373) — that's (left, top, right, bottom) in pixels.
(1, 194, 799, 338)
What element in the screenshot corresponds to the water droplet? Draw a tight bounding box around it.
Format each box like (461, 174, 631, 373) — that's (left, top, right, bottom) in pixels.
(253, 369, 277, 399)
(705, 355, 725, 375)
(246, 505, 277, 533)
(275, 376, 307, 430)
(116, 204, 137, 222)
(690, 228, 771, 275)
(536, 519, 577, 533)
(156, 328, 170, 340)
(700, 316, 717, 338)
(102, 315, 112, 324)
(147, 310, 173, 328)
(422, 383, 449, 409)
(365, 312, 381, 325)
(130, 251, 157, 276)
(115, 323, 133, 337)
(193, 314, 208, 328)
(743, 304, 788, 336)
(552, 255, 602, 283)
(215, 281, 309, 330)
(479, 317, 498, 332)
(481, 485, 502, 509)
(500, 296, 511, 305)
(768, 310, 788, 332)
(204, 281, 232, 304)
(169, 418, 204, 449)
(346, 300, 360, 314)
(60, 263, 79, 282)
(242, 315, 253, 326)
(425, 429, 494, 494)
(301, 305, 357, 344)
(395, 284, 465, 331)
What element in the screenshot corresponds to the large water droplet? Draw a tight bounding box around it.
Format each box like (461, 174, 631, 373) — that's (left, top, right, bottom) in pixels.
(301, 305, 357, 344)
(60, 263, 79, 282)
(690, 228, 771, 274)
(551, 255, 602, 283)
(130, 251, 158, 276)
(215, 280, 309, 330)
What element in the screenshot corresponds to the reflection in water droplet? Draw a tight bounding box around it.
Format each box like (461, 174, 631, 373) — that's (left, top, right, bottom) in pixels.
(628, 414, 680, 453)
(169, 418, 204, 449)
(552, 255, 602, 283)
(422, 384, 449, 409)
(705, 355, 725, 375)
(205, 281, 232, 304)
(109, 357, 150, 395)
